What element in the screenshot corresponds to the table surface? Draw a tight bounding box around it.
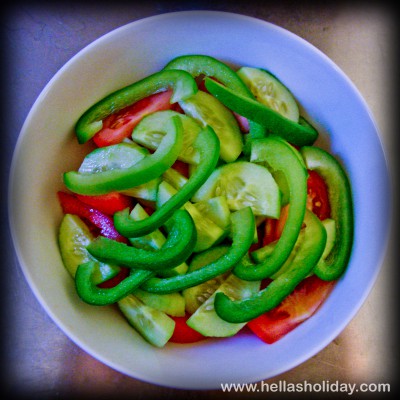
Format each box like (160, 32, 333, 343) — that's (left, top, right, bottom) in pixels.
(3, 3, 397, 398)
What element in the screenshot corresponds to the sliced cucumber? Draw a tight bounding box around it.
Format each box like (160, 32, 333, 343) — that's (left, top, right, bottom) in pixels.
(78, 142, 148, 174)
(162, 167, 188, 190)
(319, 218, 337, 261)
(237, 67, 299, 122)
(118, 294, 175, 347)
(193, 196, 231, 233)
(132, 110, 202, 164)
(187, 274, 261, 337)
(192, 161, 281, 218)
(183, 245, 230, 314)
(58, 214, 120, 284)
(179, 90, 243, 162)
(120, 177, 161, 201)
(252, 217, 336, 279)
(157, 181, 225, 252)
(134, 289, 185, 317)
(128, 203, 188, 276)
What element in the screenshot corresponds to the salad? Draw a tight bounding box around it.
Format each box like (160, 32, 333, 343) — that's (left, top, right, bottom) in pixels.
(57, 55, 353, 347)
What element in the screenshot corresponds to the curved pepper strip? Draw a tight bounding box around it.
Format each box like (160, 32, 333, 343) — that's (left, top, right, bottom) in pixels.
(163, 54, 266, 145)
(75, 261, 153, 306)
(214, 210, 327, 323)
(140, 207, 255, 294)
(64, 115, 183, 195)
(114, 125, 220, 238)
(300, 146, 353, 280)
(204, 77, 318, 147)
(86, 209, 196, 271)
(75, 69, 198, 144)
(233, 136, 308, 280)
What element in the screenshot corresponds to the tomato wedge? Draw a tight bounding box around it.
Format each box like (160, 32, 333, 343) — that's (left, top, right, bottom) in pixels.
(57, 191, 127, 243)
(169, 314, 207, 344)
(93, 90, 173, 147)
(261, 169, 330, 246)
(247, 275, 335, 344)
(307, 170, 331, 220)
(76, 192, 134, 215)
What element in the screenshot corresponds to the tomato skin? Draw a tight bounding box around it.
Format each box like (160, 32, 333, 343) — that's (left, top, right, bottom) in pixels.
(247, 275, 335, 344)
(307, 170, 331, 220)
(171, 160, 189, 178)
(97, 267, 130, 289)
(169, 314, 207, 344)
(57, 191, 127, 243)
(76, 192, 133, 215)
(93, 90, 173, 147)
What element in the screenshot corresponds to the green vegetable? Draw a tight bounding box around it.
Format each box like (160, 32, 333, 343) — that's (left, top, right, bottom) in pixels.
(87, 209, 196, 271)
(192, 160, 281, 218)
(214, 210, 327, 323)
(64, 115, 183, 195)
(140, 207, 255, 294)
(58, 214, 120, 284)
(300, 146, 353, 280)
(178, 90, 243, 162)
(75, 262, 153, 306)
(113, 125, 220, 237)
(156, 181, 225, 252)
(233, 136, 308, 280)
(132, 110, 202, 164)
(204, 77, 318, 146)
(187, 273, 261, 337)
(237, 66, 300, 122)
(75, 69, 198, 144)
(118, 294, 175, 347)
(164, 54, 266, 151)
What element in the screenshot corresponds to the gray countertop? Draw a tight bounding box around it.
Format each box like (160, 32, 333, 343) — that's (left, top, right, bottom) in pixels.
(3, 3, 397, 398)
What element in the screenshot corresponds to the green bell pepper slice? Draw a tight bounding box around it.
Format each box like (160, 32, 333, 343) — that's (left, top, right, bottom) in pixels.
(140, 206, 255, 294)
(75, 262, 153, 306)
(64, 115, 183, 195)
(214, 210, 327, 323)
(164, 54, 266, 143)
(75, 69, 198, 144)
(204, 77, 318, 146)
(114, 125, 220, 237)
(86, 209, 196, 271)
(233, 136, 308, 280)
(301, 146, 353, 280)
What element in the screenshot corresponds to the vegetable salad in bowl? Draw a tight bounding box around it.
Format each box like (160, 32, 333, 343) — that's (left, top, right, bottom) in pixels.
(57, 54, 353, 347)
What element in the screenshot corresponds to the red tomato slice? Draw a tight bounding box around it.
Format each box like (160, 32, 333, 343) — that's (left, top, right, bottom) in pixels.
(247, 275, 335, 344)
(93, 90, 173, 147)
(262, 204, 290, 247)
(169, 314, 207, 344)
(307, 170, 331, 220)
(171, 159, 189, 178)
(57, 191, 127, 243)
(76, 192, 133, 215)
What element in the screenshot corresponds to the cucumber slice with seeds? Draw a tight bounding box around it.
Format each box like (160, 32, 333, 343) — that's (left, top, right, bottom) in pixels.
(118, 294, 175, 348)
(183, 245, 231, 314)
(192, 161, 281, 218)
(157, 181, 225, 252)
(58, 214, 120, 284)
(78, 142, 148, 173)
(179, 90, 243, 163)
(237, 67, 299, 122)
(187, 274, 261, 337)
(132, 110, 202, 164)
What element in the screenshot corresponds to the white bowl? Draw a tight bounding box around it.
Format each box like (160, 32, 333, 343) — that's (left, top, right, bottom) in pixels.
(9, 11, 390, 389)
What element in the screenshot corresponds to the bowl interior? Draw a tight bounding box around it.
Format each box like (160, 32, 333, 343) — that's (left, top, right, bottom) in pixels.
(9, 11, 390, 389)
